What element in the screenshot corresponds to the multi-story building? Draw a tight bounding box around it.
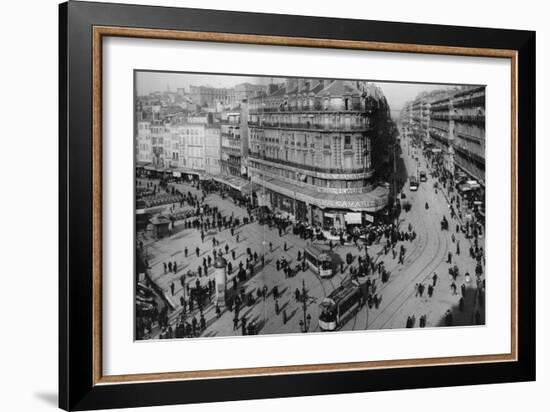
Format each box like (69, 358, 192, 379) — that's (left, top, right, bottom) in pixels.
(220, 112, 244, 178)
(189, 85, 236, 109)
(411, 98, 431, 143)
(420, 100, 431, 142)
(150, 121, 167, 168)
(399, 102, 413, 140)
(429, 94, 455, 174)
(169, 123, 206, 171)
(234, 83, 268, 103)
(428, 86, 485, 183)
(205, 125, 221, 175)
(187, 113, 213, 125)
(411, 99, 422, 141)
(450, 86, 485, 183)
(247, 78, 391, 228)
(165, 125, 180, 169)
(136, 121, 152, 164)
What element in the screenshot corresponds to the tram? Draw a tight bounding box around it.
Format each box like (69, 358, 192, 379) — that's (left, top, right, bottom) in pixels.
(304, 244, 334, 278)
(318, 279, 364, 331)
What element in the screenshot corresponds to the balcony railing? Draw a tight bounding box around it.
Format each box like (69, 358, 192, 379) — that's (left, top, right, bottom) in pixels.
(248, 152, 371, 176)
(249, 104, 365, 114)
(430, 112, 450, 120)
(248, 121, 370, 132)
(452, 144, 485, 166)
(221, 132, 241, 139)
(450, 114, 485, 123)
(455, 131, 484, 143)
(452, 94, 485, 108)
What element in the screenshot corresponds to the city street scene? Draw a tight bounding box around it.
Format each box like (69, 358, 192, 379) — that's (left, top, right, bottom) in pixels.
(134, 72, 486, 340)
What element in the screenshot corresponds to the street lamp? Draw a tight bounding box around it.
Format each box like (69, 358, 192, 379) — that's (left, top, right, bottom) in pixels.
(299, 314, 312, 333)
(299, 279, 312, 333)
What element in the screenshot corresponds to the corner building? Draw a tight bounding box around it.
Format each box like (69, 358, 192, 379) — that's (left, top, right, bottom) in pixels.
(247, 78, 391, 229)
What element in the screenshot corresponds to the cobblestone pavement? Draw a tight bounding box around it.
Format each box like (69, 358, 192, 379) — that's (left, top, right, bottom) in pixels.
(138, 138, 485, 339)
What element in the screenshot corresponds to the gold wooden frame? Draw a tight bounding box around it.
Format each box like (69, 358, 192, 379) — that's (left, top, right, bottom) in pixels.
(92, 26, 518, 386)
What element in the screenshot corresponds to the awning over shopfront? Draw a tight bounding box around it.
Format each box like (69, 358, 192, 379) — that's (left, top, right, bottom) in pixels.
(458, 180, 482, 192)
(173, 167, 204, 177)
(212, 175, 250, 192)
(251, 175, 389, 212)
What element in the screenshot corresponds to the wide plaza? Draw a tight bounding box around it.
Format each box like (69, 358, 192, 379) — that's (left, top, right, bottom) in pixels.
(136, 135, 485, 339)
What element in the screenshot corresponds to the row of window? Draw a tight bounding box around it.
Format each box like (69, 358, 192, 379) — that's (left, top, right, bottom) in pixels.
(249, 161, 370, 189)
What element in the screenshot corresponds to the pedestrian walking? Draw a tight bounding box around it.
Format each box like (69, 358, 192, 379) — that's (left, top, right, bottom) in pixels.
(475, 310, 482, 325)
(170, 281, 175, 296)
(418, 283, 425, 297)
(428, 284, 434, 298)
(419, 315, 426, 328)
(444, 309, 453, 326)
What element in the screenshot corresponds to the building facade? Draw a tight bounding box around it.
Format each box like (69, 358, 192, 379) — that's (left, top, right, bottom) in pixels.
(205, 125, 221, 175)
(170, 123, 206, 171)
(234, 83, 268, 103)
(450, 86, 485, 183)
(247, 78, 391, 228)
(136, 121, 152, 164)
(429, 94, 455, 174)
(220, 112, 244, 178)
(428, 86, 485, 183)
(189, 85, 236, 109)
(150, 121, 167, 168)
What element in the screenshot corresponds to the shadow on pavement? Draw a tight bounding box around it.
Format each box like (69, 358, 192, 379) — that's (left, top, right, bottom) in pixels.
(435, 284, 485, 327)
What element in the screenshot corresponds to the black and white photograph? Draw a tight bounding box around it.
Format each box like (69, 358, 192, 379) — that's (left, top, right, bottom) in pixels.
(134, 72, 486, 340)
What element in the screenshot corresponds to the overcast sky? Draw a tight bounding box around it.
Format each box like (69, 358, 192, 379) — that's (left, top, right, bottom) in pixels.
(136, 71, 456, 116)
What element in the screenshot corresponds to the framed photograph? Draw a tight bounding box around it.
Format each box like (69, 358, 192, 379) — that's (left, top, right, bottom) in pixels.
(59, 1, 536, 410)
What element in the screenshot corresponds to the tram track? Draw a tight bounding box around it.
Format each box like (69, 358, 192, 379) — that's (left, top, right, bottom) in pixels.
(344, 209, 432, 331)
(362, 184, 448, 330)
(376, 224, 445, 329)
